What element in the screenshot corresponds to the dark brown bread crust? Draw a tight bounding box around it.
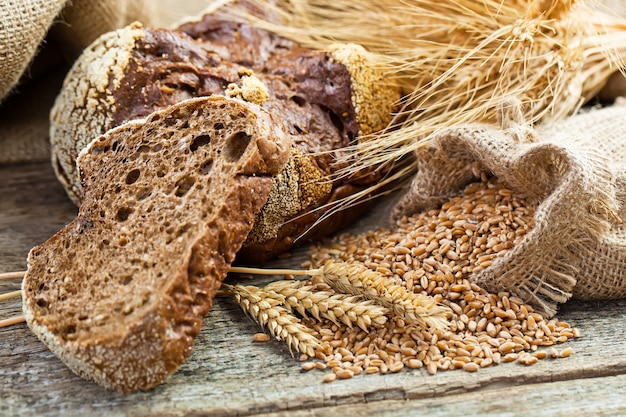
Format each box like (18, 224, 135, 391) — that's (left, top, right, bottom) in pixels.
(179, 15, 359, 172)
(24, 96, 290, 392)
(50, 16, 398, 262)
(50, 23, 256, 201)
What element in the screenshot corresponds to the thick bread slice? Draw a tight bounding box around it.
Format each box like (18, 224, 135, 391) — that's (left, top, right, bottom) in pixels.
(22, 95, 290, 393)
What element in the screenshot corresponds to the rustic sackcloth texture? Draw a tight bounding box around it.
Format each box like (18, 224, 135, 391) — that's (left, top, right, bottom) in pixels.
(392, 98, 626, 317)
(0, 0, 66, 102)
(0, 0, 157, 164)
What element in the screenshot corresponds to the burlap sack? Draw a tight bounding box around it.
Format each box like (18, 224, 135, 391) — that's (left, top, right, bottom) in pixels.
(392, 98, 626, 317)
(0, 0, 65, 102)
(0, 0, 157, 164)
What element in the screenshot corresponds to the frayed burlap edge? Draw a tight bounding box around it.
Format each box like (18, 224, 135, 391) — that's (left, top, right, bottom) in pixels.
(0, 0, 158, 165)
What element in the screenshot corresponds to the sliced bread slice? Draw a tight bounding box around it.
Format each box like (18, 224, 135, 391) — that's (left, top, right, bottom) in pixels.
(22, 95, 290, 393)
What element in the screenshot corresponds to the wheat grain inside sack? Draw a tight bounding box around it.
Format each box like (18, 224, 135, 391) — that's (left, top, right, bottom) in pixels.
(392, 99, 626, 317)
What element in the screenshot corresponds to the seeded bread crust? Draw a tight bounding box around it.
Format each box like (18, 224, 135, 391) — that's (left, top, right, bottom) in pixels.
(23, 96, 290, 393)
(50, 16, 400, 262)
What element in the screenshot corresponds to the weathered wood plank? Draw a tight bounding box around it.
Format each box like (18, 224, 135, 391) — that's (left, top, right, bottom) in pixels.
(1, 162, 625, 417)
(263, 373, 626, 417)
(0, 162, 77, 272)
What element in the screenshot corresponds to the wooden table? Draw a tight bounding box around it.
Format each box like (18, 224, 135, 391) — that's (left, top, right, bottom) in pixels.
(1, 161, 625, 417)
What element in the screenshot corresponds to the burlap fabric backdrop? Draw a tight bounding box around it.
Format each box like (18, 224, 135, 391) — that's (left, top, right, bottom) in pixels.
(392, 98, 626, 317)
(0, 0, 204, 164)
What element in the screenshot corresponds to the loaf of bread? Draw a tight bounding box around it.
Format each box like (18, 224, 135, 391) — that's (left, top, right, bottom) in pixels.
(23, 96, 290, 392)
(50, 15, 400, 262)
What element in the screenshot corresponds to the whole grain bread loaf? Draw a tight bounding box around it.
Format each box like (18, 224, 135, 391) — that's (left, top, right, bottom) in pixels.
(49, 15, 400, 262)
(23, 96, 290, 392)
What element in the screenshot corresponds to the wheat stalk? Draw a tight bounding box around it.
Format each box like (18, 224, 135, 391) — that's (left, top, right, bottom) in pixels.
(0, 290, 21, 302)
(224, 283, 321, 357)
(223, 0, 626, 202)
(317, 262, 450, 330)
(264, 280, 389, 331)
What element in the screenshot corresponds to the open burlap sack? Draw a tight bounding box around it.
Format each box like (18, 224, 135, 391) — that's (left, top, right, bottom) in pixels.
(0, 0, 157, 164)
(392, 98, 626, 317)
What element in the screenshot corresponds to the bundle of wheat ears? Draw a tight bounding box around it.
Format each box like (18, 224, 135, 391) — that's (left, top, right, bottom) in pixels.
(226, 0, 626, 198)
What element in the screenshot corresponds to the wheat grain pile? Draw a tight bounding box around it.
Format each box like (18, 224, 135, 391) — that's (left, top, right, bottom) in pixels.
(228, 176, 579, 382)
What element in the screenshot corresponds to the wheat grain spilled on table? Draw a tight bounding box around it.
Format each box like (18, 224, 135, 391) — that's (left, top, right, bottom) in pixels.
(289, 177, 582, 381)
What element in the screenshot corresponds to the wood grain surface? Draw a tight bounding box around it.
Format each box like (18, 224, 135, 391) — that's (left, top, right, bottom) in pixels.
(1, 161, 625, 417)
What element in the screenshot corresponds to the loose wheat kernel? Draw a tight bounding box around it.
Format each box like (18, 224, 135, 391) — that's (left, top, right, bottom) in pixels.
(426, 360, 438, 375)
(560, 347, 573, 358)
(498, 341, 515, 354)
(407, 359, 423, 369)
(389, 361, 405, 373)
(365, 366, 380, 374)
(379, 363, 389, 374)
(349, 366, 363, 375)
(521, 355, 538, 365)
(452, 360, 466, 369)
(326, 359, 341, 368)
(463, 362, 479, 372)
(323, 373, 337, 383)
(253, 333, 271, 342)
(480, 358, 493, 368)
(301, 362, 316, 371)
(335, 369, 354, 379)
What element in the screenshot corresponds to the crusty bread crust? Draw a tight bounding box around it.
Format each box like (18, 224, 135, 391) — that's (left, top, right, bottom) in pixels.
(24, 96, 290, 392)
(49, 22, 147, 205)
(49, 15, 401, 262)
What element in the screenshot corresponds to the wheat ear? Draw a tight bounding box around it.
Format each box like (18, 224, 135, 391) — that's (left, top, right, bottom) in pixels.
(224, 283, 321, 357)
(317, 262, 450, 330)
(264, 280, 389, 331)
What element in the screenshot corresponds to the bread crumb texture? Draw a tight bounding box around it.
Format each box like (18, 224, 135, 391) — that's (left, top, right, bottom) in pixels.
(24, 96, 290, 393)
